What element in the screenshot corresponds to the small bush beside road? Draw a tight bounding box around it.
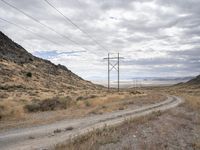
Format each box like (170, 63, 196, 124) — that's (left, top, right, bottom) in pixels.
(24, 96, 73, 112)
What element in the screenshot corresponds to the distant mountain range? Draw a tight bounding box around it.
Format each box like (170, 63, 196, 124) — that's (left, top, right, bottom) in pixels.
(131, 76, 194, 81)
(108, 76, 194, 87)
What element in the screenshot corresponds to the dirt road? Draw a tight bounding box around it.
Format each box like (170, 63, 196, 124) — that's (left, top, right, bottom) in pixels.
(0, 95, 183, 150)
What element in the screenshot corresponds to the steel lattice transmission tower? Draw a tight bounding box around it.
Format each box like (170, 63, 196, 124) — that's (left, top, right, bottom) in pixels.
(104, 53, 124, 92)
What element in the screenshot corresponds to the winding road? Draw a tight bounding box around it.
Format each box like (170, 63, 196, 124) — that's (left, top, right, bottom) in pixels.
(0, 95, 183, 150)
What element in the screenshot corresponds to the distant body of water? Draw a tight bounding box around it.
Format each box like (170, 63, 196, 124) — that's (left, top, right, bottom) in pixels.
(93, 77, 193, 88)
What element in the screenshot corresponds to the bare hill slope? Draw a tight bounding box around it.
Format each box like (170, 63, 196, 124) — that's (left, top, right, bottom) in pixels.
(0, 31, 99, 90)
(186, 75, 200, 86)
(0, 31, 103, 119)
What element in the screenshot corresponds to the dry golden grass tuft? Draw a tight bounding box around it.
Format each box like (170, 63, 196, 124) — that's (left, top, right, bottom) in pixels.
(192, 139, 200, 150)
(182, 94, 200, 112)
(56, 111, 163, 150)
(0, 100, 25, 120)
(59, 126, 120, 150)
(165, 86, 200, 112)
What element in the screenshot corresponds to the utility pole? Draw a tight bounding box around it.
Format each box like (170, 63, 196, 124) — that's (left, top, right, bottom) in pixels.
(133, 79, 138, 91)
(108, 53, 110, 90)
(132, 79, 135, 91)
(104, 53, 124, 92)
(117, 53, 119, 92)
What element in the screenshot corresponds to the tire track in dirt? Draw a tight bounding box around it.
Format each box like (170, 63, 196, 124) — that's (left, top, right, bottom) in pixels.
(0, 95, 183, 150)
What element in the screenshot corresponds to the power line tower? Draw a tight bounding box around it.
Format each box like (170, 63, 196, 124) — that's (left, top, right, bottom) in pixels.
(104, 53, 124, 92)
(132, 79, 137, 91)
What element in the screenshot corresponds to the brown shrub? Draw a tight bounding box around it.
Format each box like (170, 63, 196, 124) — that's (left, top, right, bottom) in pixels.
(76, 95, 97, 101)
(24, 102, 40, 112)
(130, 91, 141, 95)
(26, 72, 32, 78)
(76, 96, 85, 101)
(84, 100, 91, 107)
(24, 96, 73, 112)
(0, 105, 5, 120)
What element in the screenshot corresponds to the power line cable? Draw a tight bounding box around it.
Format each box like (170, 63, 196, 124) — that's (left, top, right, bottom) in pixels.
(44, 0, 108, 52)
(0, 17, 59, 45)
(0, 17, 93, 58)
(1, 0, 89, 51)
(1, 0, 106, 57)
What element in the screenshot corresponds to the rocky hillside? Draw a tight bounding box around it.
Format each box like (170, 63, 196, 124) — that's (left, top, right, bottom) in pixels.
(186, 75, 200, 85)
(174, 74, 200, 89)
(0, 31, 33, 64)
(0, 31, 103, 102)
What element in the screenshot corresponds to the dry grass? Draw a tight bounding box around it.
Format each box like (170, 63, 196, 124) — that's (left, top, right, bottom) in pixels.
(24, 96, 74, 112)
(0, 100, 25, 120)
(75, 93, 129, 110)
(59, 126, 120, 150)
(181, 94, 200, 112)
(0, 91, 164, 131)
(56, 95, 200, 150)
(55, 86, 200, 150)
(56, 111, 162, 150)
(192, 139, 200, 150)
(163, 86, 200, 112)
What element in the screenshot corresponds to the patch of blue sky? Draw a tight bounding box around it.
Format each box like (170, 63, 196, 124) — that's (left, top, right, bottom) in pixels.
(32, 50, 86, 59)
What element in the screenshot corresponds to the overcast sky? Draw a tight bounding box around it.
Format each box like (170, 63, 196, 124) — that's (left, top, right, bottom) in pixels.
(0, 0, 200, 81)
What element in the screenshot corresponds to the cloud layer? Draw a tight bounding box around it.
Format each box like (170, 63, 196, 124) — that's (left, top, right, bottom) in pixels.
(0, 0, 200, 81)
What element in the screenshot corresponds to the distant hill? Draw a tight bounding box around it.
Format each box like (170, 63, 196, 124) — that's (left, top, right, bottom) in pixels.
(0, 31, 103, 99)
(186, 75, 200, 85)
(174, 74, 200, 89)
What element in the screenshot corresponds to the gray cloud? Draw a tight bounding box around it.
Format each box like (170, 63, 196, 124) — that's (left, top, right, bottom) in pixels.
(0, 0, 200, 80)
